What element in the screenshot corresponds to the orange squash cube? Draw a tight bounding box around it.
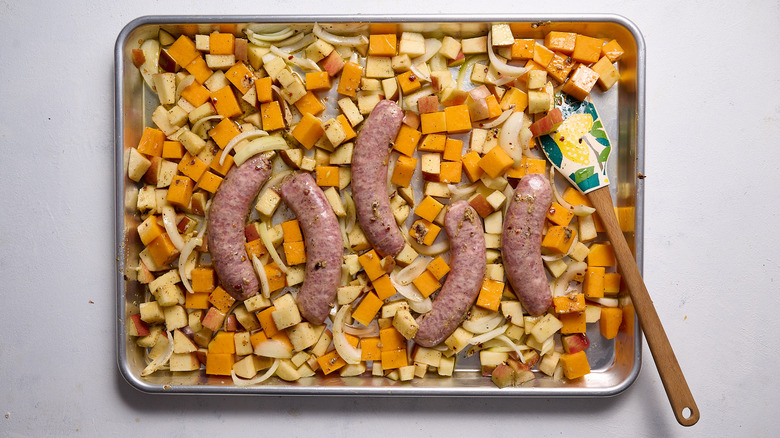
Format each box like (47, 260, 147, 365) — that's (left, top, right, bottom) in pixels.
(379, 327, 406, 351)
(209, 118, 242, 149)
(370, 23, 398, 34)
(208, 286, 236, 313)
(418, 134, 447, 153)
(260, 101, 285, 131)
(409, 219, 441, 246)
(546, 52, 576, 83)
(337, 62, 363, 97)
(292, 112, 324, 149)
(352, 292, 383, 326)
(208, 331, 236, 354)
(420, 111, 447, 134)
(196, 171, 223, 193)
(444, 104, 472, 134)
(412, 270, 441, 298)
(281, 219, 303, 243)
(442, 138, 463, 162)
(499, 87, 528, 113)
(381, 348, 408, 370)
(255, 76, 273, 103)
(283, 240, 306, 266)
(162, 141, 185, 160)
(372, 274, 396, 300)
(426, 256, 450, 280)
(572, 34, 603, 64)
(315, 165, 340, 187)
(587, 243, 615, 267)
(180, 82, 211, 107)
(553, 293, 586, 314)
(477, 279, 505, 311)
(604, 272, 622, 295)
(317, 350, 347, 375)
(599, 307, 623, 339)
(264, 263, 287, 292)
(561, 64, 599, 101)
(137, 215, 164, 245)
(393, 125, 422, 156)
(390, 155, 418, 187)
(294, 91, 325, 116)
(559, 311, 587, 334)
(583, 266, 605, 299)
(191, 267, 216, 293)
(369, 34, 397, 56)
(205, 353, 235, 376)
(137, 127, 165, 157)
(439, 161, 462, 184)
(541, 226, 577, 254)
(484, 95, 502, 119)
(185, 292, 210, 310)
(601, 39, 625, 63)
(544, 32, 577, 54)
(210, 149, 234, 176)
(461, 150, 484, 182)
(245, 239, 268, 260)
(147, 233, 179, 266)
(562, 186, 592, 207)
(358, 249, 385, 281)
(184, 56, 213, 84)
(225, 61, 254, 94)
(257, 306, 279, 337)
(166, 175, 194, 208)
(177, 153, 208, 182)
(337, 115, 356, 142)
(249, 331, 269, 350)
(478, 145, 514, 178)
(414, 196, 444, 222)
(360, 337, 382, 361)
(210, 86, 242, 119)
(167, 35, 200, 67)
(559, 350, 590, 380)
(396, 70, 422, 94)
(547, 202, 575, 226)
(511, 39, 535, 60)
(305, 71, 331, 90)
(532, 43, 554, 68)
(209, 33, 235, 55)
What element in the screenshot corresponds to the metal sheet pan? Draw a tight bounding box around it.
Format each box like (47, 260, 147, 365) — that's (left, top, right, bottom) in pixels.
(115, 14, 645, 396)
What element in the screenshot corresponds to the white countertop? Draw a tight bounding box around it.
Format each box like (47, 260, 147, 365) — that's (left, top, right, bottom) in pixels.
(2, 1, 779, 436)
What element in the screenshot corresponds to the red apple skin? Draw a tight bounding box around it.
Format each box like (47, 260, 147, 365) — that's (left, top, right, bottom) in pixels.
(417, 95, 439, 114)
(491, 363, 516, 388)
(447, 50, 465, 67)
(201, 307, 225, 332)
(468, 194, 494, 218)
(234, 38, 248, 61)
(402, 111, 421, 130)
(320, 51, 345, 76)
(132, 49, 146, 68)
(529, 108, 564, 137)
(195, 348, 208, 365)
(138, 261, 155, 284)
(562, 333, 590, 354)
(176, 215, 192, 234)
(128, 314, 151, 337)
(158, 49, 179, 73)
(467, 97, 491, 122)
(441, 89, 468, 107)
(142, 156, 162, 185)
(468, 85, 492, 101)
(225, 315, 238, 332)
(245, 223, 261, 242)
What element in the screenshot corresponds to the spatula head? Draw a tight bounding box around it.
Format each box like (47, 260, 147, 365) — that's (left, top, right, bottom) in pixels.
(538, 94, 612, 194)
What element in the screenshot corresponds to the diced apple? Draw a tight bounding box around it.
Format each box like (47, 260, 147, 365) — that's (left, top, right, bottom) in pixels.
(529, 108, 564, 137)
(320, 50, 345, 76)
(421, 153, 441, 181)
(201, 307, 226, 332)
(169, 352, 201, 372)
(468, 193, 494, 218)
(287, 322, 322, 351)
(127, 148, 151, 182)
(562, 333, 590, 354)
(392, 308, 419, 340)
(430, 71, 454, 92)
(530, 314, 563, 343)
(172, 328, 198, 353)
(126, 313, 150, 337)
(275, 359, 302, 381)
(439, 86, 468, 107)
(280, 148, 303, 169)
(254, 339, 293, 359)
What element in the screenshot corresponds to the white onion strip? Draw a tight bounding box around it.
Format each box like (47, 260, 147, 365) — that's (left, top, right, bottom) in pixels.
(141, 331, 173, 376)
(179, 237, 203, 294)
(412, 38, 443, 65)
(277, 32, 316, 52)
(493, 334, 529, 362)
(408, 297, 433, 314)
(468, 324, 508, 345)
(270, 45, 322, 72)
(231, 359, 280, 386)
(233, 136, 289, 167)
(462, 312, 504, 334)
(499, 111, 527, 167)
(161, 206, 185, 251)
(392, 256, 432, 286)
(475, 108, 513, 129)
(389, 276, 426, 304)
(258, 222, 288, 274)
(251, 255, 272, 298)
(175, 75, 195, 102)
(333, 305, 362, 365)
(313, 23, 368, 47)
(220, 129, 270, 166)
(553, 261, 587, 297)
(410, 63, 431, 83)
(487, 31, 527, 78)
(190, 115, 224, 139)
(343, 320, 379, 337)
(449, 182, 479, 202)
(343, 193, 356, 233)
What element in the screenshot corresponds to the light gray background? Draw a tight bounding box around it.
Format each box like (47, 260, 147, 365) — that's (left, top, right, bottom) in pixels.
(1, 1, 778, 436)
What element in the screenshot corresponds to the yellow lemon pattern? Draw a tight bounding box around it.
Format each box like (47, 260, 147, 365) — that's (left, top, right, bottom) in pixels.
(552, 113, 593, 165)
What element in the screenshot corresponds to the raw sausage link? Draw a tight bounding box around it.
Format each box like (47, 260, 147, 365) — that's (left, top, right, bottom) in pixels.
(414, 201, 486, 347)
(280, 172, 343, 325)
(207, 154, 272, 301)
(502, 173, 553, 316)
(352, 99, 405, 257)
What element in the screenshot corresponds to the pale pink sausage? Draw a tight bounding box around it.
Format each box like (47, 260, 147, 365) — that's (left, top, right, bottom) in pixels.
(280, 173, 342, 325)
(502, 173, 553, 316)
(207, 154, 271, 301)
(414, 201, 486, 347)
(352, 99, 405, 257)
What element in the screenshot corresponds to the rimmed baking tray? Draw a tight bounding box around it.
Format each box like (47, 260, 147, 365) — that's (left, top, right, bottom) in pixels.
(115, 14, 645, 396)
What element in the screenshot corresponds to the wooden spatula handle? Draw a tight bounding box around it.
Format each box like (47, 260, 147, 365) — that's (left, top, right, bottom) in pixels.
(587, 186, 699, 426)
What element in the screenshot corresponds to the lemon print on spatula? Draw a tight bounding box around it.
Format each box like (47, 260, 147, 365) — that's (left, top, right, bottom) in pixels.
(553, 113, 593, 165)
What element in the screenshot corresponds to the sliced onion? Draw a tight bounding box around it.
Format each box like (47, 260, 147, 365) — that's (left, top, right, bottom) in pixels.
(251, 255, 272, 298)
(499, 111, 528, 167)
(462, 312, 504, 334)
(313, 23, 367, 47)
(258, 222, 288, 274)
(339, 217, 350, 251)
(390, 276, 426, 304)
(392, 256, 432, 286)
(449, 182, 479, 202)
(273, 31, 305, 48)
(220, 129, 269, 166)
(231, 359, 280, 386)
(410, 63, 431, 83)
(140, 331, 173, 376)
(343, 192, 356, 233)
(409, 297, 433, 314)
(553, 261, 587, 297)
(456, 54, 488, 90)
(468, 324, 507, 345)
(270, 45, 322, 72)
(233, 135, 289, 167)
(179, 237, 203, 294)
(245, 26, 295, 44)
(277, 32, 316, 52)
(502, 183, 514, 216)
(139, 39, 160, 90)
(343, 320, 379, 337)
(161, 206, 185, 251)
(175, 75, 195, 102)
(487, 31, 527, 78)
(429, 53, 447, 72)
(475, 108, 513, 129)
(408, 236, 450, 257)
(493, 75, 517, 86)
(190, 115, 223, 139)
(333, 304, 362, 365)
(492, 334, 530, 361)
(412, 38, 443, 65)
(270, 85, 293, 126)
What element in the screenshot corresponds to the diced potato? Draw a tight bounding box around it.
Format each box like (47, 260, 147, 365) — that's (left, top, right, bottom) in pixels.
(530, 314, 563, 343)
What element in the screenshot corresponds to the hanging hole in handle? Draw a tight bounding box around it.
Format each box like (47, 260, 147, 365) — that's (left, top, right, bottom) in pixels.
(681, 407, 692, 419)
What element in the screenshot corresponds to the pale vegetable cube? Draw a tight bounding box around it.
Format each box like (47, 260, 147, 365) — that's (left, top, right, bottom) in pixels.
(382, 300, 410, 319)
(287, 322, 321, 351)
(204, 70, 230, 92)
(483, 211, 503, 234)
(291, 351, 311, 368)
(139, 301, 165, 324)
(297, 362, 316, 378)
(365, 56, 394, 78)
(578, 215, 598, 242)
(491, 24, 514, 47)
(399, 32, 426, 57)
(444, 327, 473, 355)
(195, 34, 210, 51)
(485, 249, 500, 264)
(244, 293, 272, 312)
(156, 160, 177, 188)
(330, 142, 353, 165)
(255, 189, 281, 217)
(282, 81, 308, 105)
(530, 314, 563, 343)
(322, 118, 346, 147)
(485, 263, 504, 282)
(322, 187, 346, 217)
(527, 70, 547, 90)
(167, 105, 189, 128)
(414, 362, 428, 378)
(271, 294, 302, 330)
(232, 355, 259, 379)
(205, 54, 235, 70)
(151, 106, 176, 136)
(286, 265, 305, 287)
(153, 72, 176, 104)
(413, 347, 442, 367)
(395, 244, 418, 267)
(528, 90, 552, 114)
(484, 233, 501, 249)
(163, 305, 188, 330)
(337, 97, 364, 127)
(147, 336, 170, 360)
(470, 62, 488, 83)
(390, 194, 410, 224)
(339, 167, 351, 190)
(247, 44, 270, 70)
(470, 128, 488, 153)
(544, 258, 568, 278)
(232, 331, 252, 356)
(424, 182, 451, 198)
(461, 36, 487, 54)
(524, 315, 543, 334)
(392, 309, 419, 339)
(361, 77, 381, 92)
(382, 77, 399, 100)
(137, 185, 157, 212)
(176, 97, 196, 114)
(188, 311, 204, 333)
(348, 226, 371, 252)
(569, 241, 591, 262)
(480, 173, 508, 191)
(398, 365, 416, 381)
(438, 356, 455, 376)
(309, 329, 333, 358)
(127, 148, 151, 182)
(398, 186, 415, 205)
(337, 285, 363, 305)
(538, 352, 561, 376)
(275, 359, 302, 381)
(179, 129, 207, 155)
(169, 353, 200, 372)
(357, 91, 382, 114)
(501, 301, 525, 326)
(305, 39, 334, 62)
(300, 156, 316, 171)
(391, 54, 412, 72)
(242, 86, 258, 106)
(372, 362, 384, 377)
(505, 324, 525, 341)
(479, 350, 509, 368)
(343, 254, 361, 276)
(421, 153, 441, 179)
(261, 55, 287, 81)
(485, 190, 507, 210)
(585, 305, 602, 323)
(438, 36, 461, 59)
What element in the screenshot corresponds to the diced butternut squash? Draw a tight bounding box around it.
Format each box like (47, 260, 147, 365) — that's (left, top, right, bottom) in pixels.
(260, 101, 285, 131)
(305, 71, 331, 90)
(225, 61, 254, 94)
(442, 138, 463, 162)
(352, 292, 384, 326)
(604, 272, 622, 295)
(264, 263, 287, 292)
(499, 87, 528, 113)
(148, 233, 179, 266)
(461, 150, 484, 182)
(583, 266, 605, 299)
(315, 165, 340, 187)
(409, 219, 441, 246)
(205, 353, 235, 376)
(177, 153, 208, 182)
(372, 274, 396, 300)
(185, 292, 209, 310)
(381, 348, 408, 370)
(184, 56, 213, 84)
(511, 39, 535, 60)
(544, 31, 577, 55)
(210, 149, 234, 176)
(208, 331, 235, 354)
(572, 34, 603, 64)
(137, 127, 165, 157)
(532, 43, 554, 68)
(162, 141, 184, 160)
(166, 175, 194, 208)
(168, 35, 200, 67)
(546, 52, 576, 83)
(191, 267, 216, 293)
(477, 279, 505, 311)
(369, 34, 397, 56)
(412, 270, 441, 298)
(553, 293, 586, 314)
(255, 76, 273, 103)
(414, 196, 444, 222)
(444, 104, 472, 134)
(208, 286, 236, 313)
(196, 171, 223, 193)
(358, 249, 385, 281)
(559, 350, 590, 380)
(541, 226, 577, 254)
(379, 326, 406, 351)
(478, 145, 514, 178)
(210, 86, 242, 119)
(317, 350, 347, 375)
(439, 161, 462, 184)
(292, 112, 324, 149)
(209, 33, 235, 55)
(547, 202, 575, 226)
(137, 215, 163, 245)
(209, 118, 241, 149)
(281, 219, 303, 242)
(294, 91, 325, 116)
(390, 155, 418, 187)
(426, 256, 450, 280)
(360, 337, 381, 361)
(418, 134, 446, 153)
(283, 240, 306, 266)
(420, 111, 447, 134)
(337, 115, 356, 142)
(393, 125, 422, 156)
(601, 39, 625, 63)
(337, 62, 363, 97)
(599, 307, 623, 339)
(591, 56, 620, 91)
(245, 239, 267, 260)
(181, 82, 211, 107)
(484, 95, 502, 119)
(561, 64, 599, 101)
(396, 70, 422, 94)
(588, 243, 615, 267)
(257, 306, 280, 337)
